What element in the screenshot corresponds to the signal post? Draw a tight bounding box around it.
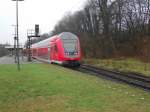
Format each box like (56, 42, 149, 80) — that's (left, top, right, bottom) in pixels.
(27, 24, 40, 62)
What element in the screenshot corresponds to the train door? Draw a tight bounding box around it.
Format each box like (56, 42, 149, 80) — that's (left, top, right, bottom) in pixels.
(50, 44, 54, 61)
(54, 44, 58, 60)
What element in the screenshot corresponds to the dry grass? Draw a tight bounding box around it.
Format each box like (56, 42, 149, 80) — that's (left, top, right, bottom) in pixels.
(84, 58, 150, 76)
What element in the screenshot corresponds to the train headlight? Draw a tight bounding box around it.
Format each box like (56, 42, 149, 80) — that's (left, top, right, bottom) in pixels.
(75, 52, 78, 55)
(65, 52, 69, 55)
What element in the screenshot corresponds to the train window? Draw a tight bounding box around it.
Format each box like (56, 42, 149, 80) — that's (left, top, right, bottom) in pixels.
(63, 39, 77, 52)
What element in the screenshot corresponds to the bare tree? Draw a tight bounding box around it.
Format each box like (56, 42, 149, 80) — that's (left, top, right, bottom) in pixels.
(50, 0, 150, 59)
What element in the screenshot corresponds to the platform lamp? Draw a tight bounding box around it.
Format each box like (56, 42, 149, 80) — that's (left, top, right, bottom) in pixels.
(12, 0, 24, 71)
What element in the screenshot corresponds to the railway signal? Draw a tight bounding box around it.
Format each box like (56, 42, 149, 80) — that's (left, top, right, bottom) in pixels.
(35, 24, 39, 36)
(27, 25, 40, 62)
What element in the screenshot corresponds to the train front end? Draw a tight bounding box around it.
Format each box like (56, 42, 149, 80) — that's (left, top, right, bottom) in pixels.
(59, 32, 81, 67)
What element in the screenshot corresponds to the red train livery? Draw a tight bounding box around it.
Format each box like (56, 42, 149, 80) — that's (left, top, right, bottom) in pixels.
(31, 32, 81, 66)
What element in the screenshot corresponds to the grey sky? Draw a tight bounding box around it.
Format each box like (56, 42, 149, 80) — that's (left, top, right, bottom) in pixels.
(0, 0, 86, 45)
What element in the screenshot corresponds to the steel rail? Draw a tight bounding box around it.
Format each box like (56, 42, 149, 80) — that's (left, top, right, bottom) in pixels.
(79, 64, 150, 91)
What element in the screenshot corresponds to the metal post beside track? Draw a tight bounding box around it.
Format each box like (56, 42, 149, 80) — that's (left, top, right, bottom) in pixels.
(27, 26, 40, 62)
(12, 0, 24, 71)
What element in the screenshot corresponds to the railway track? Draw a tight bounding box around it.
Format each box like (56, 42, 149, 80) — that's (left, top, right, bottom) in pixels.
(33, 58, 150, 91)
(76, 64, 150, 91)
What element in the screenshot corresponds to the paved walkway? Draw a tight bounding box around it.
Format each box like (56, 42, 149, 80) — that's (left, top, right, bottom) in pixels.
(0, 56, 40, 64)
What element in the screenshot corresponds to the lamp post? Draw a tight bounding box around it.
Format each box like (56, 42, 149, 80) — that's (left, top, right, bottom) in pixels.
(12, 0, 24, 71)
(12, 25, 17, 63)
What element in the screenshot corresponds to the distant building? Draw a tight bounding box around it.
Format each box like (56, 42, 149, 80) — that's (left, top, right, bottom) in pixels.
(5, 45, 23, 55)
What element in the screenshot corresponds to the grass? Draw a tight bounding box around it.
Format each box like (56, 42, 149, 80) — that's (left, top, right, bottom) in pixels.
(83, 58, 150, 77)
(0, 64, 150, 112)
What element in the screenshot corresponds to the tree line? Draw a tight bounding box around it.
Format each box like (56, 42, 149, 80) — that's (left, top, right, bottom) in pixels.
(32, 0, 150, 60)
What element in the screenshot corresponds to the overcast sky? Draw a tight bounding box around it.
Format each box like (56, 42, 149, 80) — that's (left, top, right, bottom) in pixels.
(0, 0, 86, 45)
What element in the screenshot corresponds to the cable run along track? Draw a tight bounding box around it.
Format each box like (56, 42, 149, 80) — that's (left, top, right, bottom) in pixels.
(77, 64, 150, 91)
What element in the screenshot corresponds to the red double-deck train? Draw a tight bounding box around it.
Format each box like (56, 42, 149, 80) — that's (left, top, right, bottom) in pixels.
(31, 32, 81, 66)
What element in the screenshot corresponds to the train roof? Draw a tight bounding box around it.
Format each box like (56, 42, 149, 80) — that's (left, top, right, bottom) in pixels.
(31, 36, 56, 48)
(32, 32, 78, 48)
(58, 32, 78, 40)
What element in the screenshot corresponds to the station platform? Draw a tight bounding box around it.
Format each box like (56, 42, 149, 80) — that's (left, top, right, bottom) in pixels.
(0, 56, 40, 64)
